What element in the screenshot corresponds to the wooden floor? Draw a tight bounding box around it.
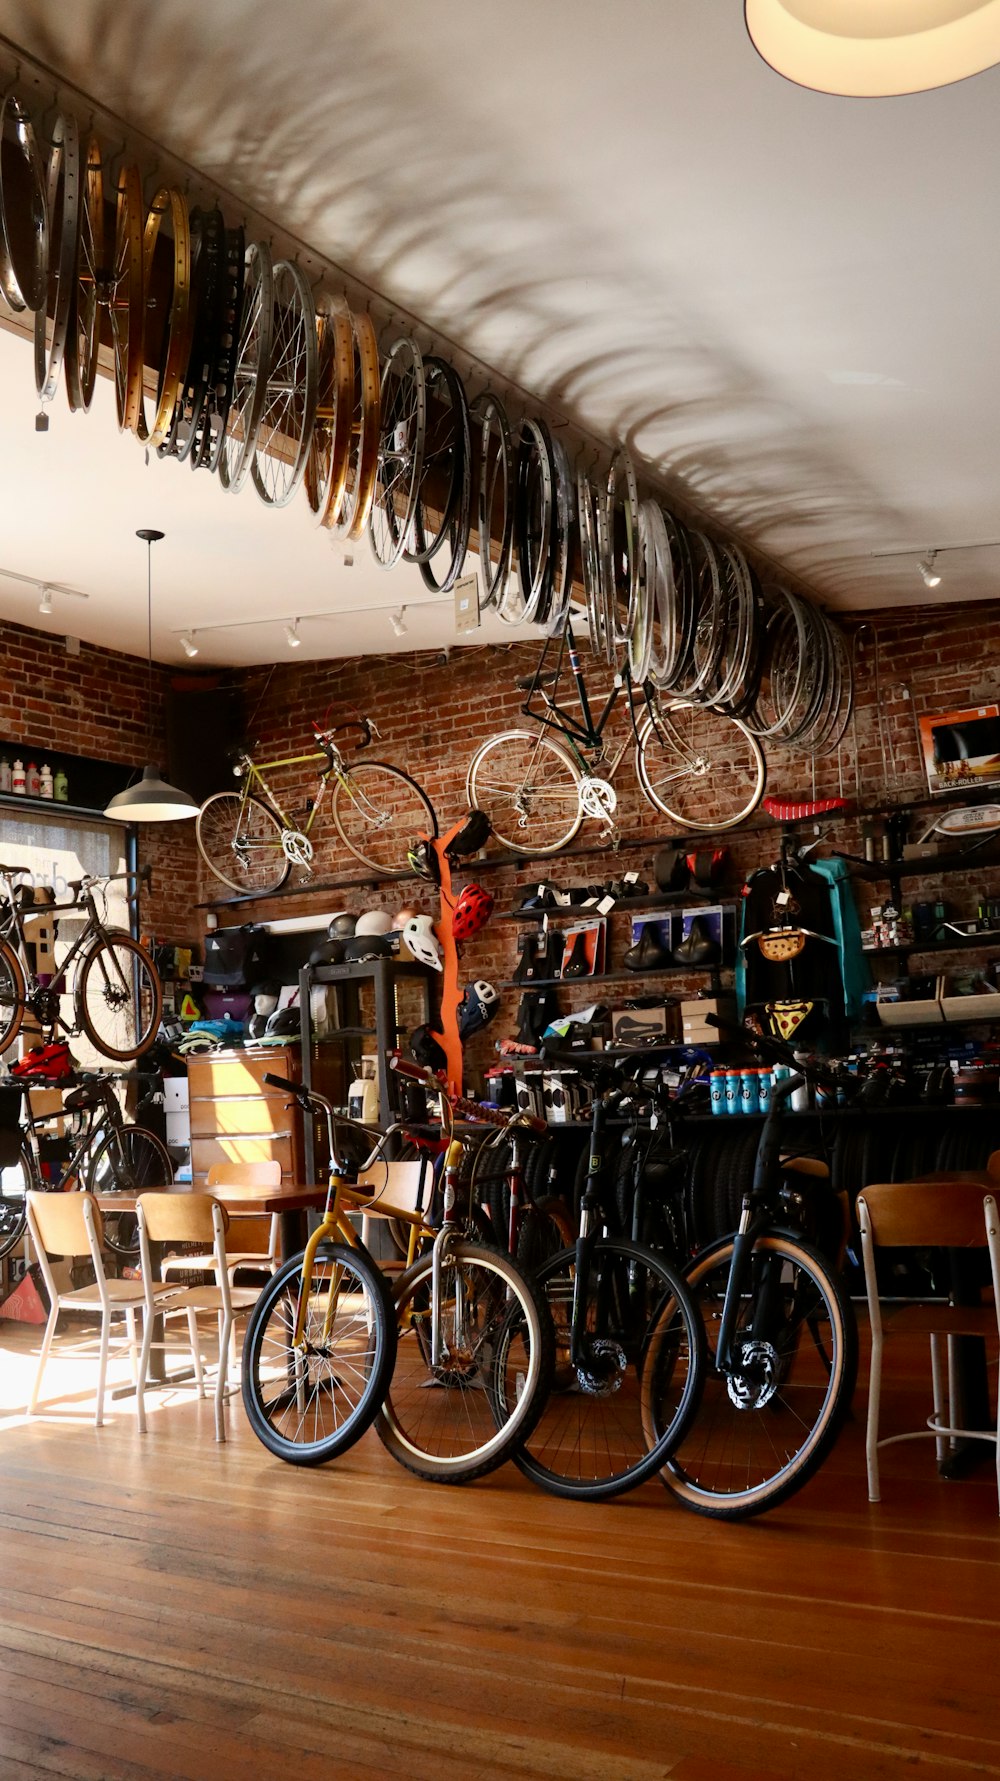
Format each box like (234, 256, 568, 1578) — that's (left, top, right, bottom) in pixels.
(1, 1319, 999, 1781)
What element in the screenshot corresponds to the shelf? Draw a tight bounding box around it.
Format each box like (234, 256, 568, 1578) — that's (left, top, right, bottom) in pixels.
(500, 962, 727, 990)
(864, 932, 1000, 957)
(502, 888, 728, 921)
(841, 841, 1000, 883)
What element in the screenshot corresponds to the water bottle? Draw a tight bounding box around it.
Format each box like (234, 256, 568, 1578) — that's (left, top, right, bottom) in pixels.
(25, 762, 40, 798)
(724, 1069, 741, 1115)
(740, 1067, 759, 1116)
(791, 1052, 811, 1112)
(0, 758, 10, 793)
(11, 759, 25, 795)
(757, 1069, 773, 1115)
(709, 1069, 726, 1116)
(53, 769, 68, 802)
(39, 763, 53, 800)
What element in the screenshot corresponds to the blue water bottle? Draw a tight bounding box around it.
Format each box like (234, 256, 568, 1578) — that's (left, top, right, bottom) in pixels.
(740, 1067, 759, 1115)
(710, 1069, 726, 1116)
(757, 1068, 773, 1114)
(724, 1069, 741, 1115)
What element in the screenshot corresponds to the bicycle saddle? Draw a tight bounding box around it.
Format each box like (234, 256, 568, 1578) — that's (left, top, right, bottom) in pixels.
(514, 671, 558, 692)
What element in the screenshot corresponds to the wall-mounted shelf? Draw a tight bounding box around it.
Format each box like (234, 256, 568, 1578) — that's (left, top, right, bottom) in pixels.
(500, 962, 727, 990)
(864, 932, 1000, 958)
(501, 888, 727, 921)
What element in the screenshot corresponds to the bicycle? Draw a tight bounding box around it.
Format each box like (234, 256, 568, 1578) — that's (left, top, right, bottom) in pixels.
(240, 1062, 554, 1480)
(495, 1067, 705, 1501)
(644, 1026, 859, 1520)
(196, 712, 437, 894)
(0, 1069, 173, 1264)
(465, 616, 766, 856)
(0, 864, 161, 1064)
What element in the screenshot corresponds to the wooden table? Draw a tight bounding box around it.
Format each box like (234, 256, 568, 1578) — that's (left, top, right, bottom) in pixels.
(94, 1181, 329, 1267)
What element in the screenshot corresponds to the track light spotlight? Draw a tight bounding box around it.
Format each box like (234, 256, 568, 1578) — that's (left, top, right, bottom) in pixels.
(919, 552, 942, 590)
(38, 585, 53, 615)
(285, 620, 302, 649)
(180, 631, 199, 658)
(390, 609, 407, 637)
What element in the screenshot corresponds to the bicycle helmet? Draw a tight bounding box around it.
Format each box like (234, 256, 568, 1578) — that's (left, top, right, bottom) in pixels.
(410, 1024, 447, 1072)
(458, 980, 500, 1040)
(446, 808, 491, 862)
(407, 839, 440, 884)
(327, 911, 356, 939)
(342, 933, 394, 963)
(452, 882, 494, 942)
(402, 913, 443, 971)
(308, 938, 346, 967)
(354, 909, 393, 936)
(392, 905, 419, 930)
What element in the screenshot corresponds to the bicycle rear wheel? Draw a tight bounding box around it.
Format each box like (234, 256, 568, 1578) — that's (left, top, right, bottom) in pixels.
(196, 790, 290, 896)
(0, 937, 25, 1057)
(0, 1143, 36, 1264)
(88, 1124, 173, 1258)
(465, 729, 583, 856)
(76, 933, 162, 1063)
(653, 1231, 857, 1520)
(329, 760, 437, 877)
(635, 700, 765, 831)
(376, 1240, 554, 1483)
(242, 1245, 397, 1466)
(508, 1238, 703, 1501)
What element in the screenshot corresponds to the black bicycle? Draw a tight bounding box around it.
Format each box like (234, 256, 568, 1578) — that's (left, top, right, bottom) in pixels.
(0, 1070, 172, 1263)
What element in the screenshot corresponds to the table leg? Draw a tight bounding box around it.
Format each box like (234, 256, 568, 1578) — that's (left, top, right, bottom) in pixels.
(276, 1209, 308, 1267)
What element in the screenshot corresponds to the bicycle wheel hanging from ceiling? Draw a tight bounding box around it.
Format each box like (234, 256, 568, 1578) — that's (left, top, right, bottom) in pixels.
(369, 334, 426, 569)
(251, 258, 318, 508)
(138, 185, 193, 450)
(411, 356, 473, 595)
(107, 163, 144, 434)
(304, 304, 354, 527)
(65, 131, 105, 414)
(470, 390, 515, 611)
(0, 92, 46, 315)
(34, 110, 80, 407)
(218, 237, 273, 494)
(189, 223, 245, 475)
(332, 308, 381, 541)
(157, 204, 226, 463)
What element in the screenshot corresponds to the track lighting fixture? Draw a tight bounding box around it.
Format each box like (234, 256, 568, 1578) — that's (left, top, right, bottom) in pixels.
(180, 632, 199, 658)
(390, 609, 407, 637)
(745, 1, 1000, 98)
(38, 585, 53, 615)
(919, 552, 942, 590)
(285, 620, 302, 649)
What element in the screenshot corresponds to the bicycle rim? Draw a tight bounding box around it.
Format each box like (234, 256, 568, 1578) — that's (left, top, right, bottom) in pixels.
(657, 1233, 857, 1520)
(510, 1238, 702, 1501)
(195, 791, 290, 895)
(0, 938, 25, 1056)
(0, 1145, 35, 1263)
(376, 1241, 553, 1483)
(636, 702, 765, 831)
(89, 1127, 172, 1257)
(76, 934, 161, 1062)
(466, 730, 582, 855)
(242, 1246, 397, 1466)
(330, 760, 437, 877)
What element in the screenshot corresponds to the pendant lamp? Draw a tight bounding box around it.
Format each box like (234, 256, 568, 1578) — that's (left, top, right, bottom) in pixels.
(745, 1, 1000, 97)
(104, 530, 199, 823)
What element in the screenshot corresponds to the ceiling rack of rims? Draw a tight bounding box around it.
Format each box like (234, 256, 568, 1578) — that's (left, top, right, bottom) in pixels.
(0, 42, 850, 757)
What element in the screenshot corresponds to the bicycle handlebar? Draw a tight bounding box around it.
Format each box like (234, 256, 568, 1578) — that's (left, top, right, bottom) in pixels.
(388, 1053, 547, 1134)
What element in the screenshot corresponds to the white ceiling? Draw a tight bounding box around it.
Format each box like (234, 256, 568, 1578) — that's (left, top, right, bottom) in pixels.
(0, 0, 998, 667)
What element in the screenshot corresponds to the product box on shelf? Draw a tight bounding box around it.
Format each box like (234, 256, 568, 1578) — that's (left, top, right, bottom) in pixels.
(629, 912, 675, 952)
(610, 1002, 677, 1043)
(558, 918, 606, 979)
(677, 903, 737, 963)
(681, 995, 736, 1043)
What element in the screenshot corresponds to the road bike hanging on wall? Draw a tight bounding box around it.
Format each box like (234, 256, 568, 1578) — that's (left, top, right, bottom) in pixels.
(196, 714, 437, 894)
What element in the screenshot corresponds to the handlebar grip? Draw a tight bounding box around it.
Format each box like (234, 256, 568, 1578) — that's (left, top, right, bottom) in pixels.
(262, 1072, 303, 1095)
(389, 1054, 435, 1084)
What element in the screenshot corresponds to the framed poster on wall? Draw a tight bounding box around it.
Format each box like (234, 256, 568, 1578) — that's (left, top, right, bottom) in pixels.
(918, 704, 1000, 795)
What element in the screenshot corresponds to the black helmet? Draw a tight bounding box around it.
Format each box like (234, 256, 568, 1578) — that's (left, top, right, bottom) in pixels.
(263, 1008, 301, 1039)
(308, 938, 346, 967)
(446, 808, 491, 862)
(327, 912, 357, 938)
(410, 1024, 447, 1071)
(342, 933, 393, 963)
(407, 839, 440, 884)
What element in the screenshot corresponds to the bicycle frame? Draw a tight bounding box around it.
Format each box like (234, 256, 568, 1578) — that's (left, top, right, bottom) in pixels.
(0, 870, 146, 1033)
(235, 746, 341, 840)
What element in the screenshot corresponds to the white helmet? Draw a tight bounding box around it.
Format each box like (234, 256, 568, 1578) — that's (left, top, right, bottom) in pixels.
(403, 913, 442, 971)
(355, 909, 393, 936)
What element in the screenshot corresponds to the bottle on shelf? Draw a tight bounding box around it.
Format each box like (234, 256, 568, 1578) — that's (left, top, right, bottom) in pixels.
(39, 763, 53, 800)
(11, 760, 25, 795)
(53, 768, 68, 803)
(0, 758, 10, 793)
(25, 762, 40, 798)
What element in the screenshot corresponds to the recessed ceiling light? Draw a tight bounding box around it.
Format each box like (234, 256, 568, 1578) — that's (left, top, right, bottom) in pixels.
(745, 0, 1000, 98)
(180, 632, 199, 658)
(919, 551, 942, 589)
(285, 620, 302, 649)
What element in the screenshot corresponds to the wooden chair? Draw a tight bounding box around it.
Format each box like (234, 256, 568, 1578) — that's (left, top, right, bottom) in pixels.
(24, 1190, 178, 1432)
(136, 1193, 260, 1441)
(354, 1158, 433, 1273)
(160, 1161, 282, 1283)
(858, 1182, 1000, 1509)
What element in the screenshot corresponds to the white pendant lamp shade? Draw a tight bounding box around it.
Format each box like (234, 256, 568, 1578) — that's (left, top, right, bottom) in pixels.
(104, 529, 198, 823)
(745, 1, 1000, 96)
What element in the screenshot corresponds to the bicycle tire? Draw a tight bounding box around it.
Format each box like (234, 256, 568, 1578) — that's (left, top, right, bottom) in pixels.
(251, 259, 318, 508)
(470, 391, 515, 609)
(332, 310, 381, 540)
(466, 729, 583, 856)
(65, 132, 104, 414)
(88, 1123, 173, 1258)
(218, 239, 274, 493)
(195, 790, 291, 896)
(376, 1239, 553, 1483)
(242, 1244, 397, 1466)
(635, 701, 765, 831)
(35, 111, 80, 405)
(306, 306, 354, 527)
(139, 186, 192, 448)
(0, 1142, 37, 1264)
(405, 355, 468, 565)
(108, 164, 146, 435)
(0, 936, 26, 1057)
(158, 204, 225, 463)
(508, 1237, 704, 1501)
(655, 1230, 857, 1520)
(190, 223, 245, 475)
(369, 335, 426, 568)
(76, 933, 162, 1063)
(513, 419, 555, 624)
(329, 760, 437, 878)
(0, 95, 46, 313)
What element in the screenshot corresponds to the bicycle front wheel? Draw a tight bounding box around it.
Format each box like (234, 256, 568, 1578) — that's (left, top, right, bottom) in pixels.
(653, 1232, 857, 1521)
(196, 791, 290, 896)
(509, 1238, 703, 1501)
(0, 936, 25, 1057)
(636, 702, 765, 831)
(88, 1124, 174, 1258)
(330, 760, 437, 877)
(376, 1241, 554, 1483)
(242, 1245, 397, 1466)
(466, 730, 583, 856)
(0, 1143, 37, 1263)
(76, 933, 162, 1062)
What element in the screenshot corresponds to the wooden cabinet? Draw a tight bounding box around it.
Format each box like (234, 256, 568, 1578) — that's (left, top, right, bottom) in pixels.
(186, 1045, 344, 1188)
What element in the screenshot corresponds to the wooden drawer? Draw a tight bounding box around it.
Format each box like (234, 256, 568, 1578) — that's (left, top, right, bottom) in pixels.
(189, 1097, 293, 1139)
(187, 1053, 297, 1100)
(190, 1134, 295, 1178)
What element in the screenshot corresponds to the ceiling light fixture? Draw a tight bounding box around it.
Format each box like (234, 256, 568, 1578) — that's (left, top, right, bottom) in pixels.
(180, 631, 199, 658)
(745, 1, 1000, 97)
(104, 531, 199, 824)
(285, 620, 302, 650)
(390, 609, 408, 637)
(919, 551, 942, 589)
(38, 585, 53, 615)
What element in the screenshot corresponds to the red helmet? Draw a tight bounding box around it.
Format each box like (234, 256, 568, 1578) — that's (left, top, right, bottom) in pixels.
(452, 882, 494, 942)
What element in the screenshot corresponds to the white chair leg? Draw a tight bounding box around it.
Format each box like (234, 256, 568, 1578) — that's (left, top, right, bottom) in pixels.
(866, 1326, 883, 1503)
(187, 1308, 205, 1396)
(214, 1313, 233, 1442)
(135, 1307, 152, 1435)
(930, 1334, 946, 1466)
(125, 1307, 139, 1385)
(28, 1304, 59, 1414)
(94, 1312, 111, 1429)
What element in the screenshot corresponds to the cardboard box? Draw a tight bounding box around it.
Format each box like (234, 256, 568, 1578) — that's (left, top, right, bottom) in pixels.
(611, 1003, 674, 1042)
